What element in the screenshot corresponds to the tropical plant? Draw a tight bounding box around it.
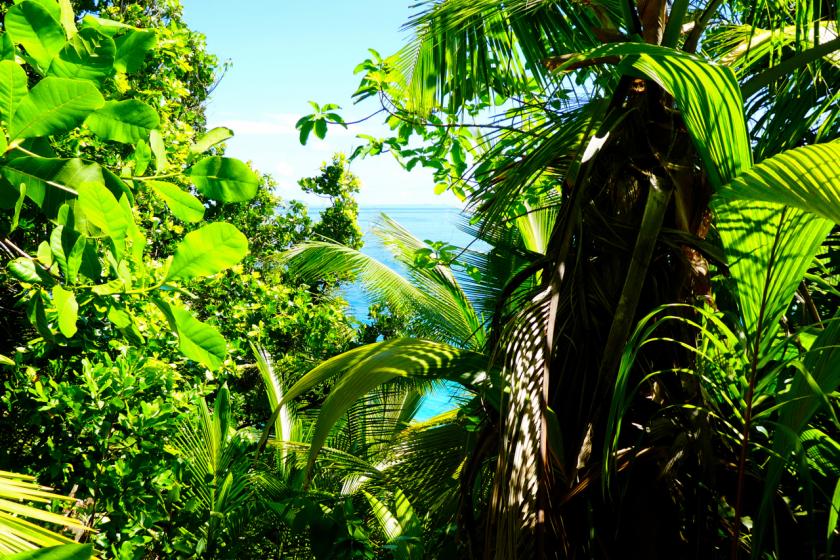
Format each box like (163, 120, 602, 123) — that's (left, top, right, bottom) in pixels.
(293, 0, 840, 557)
(0, 471, 87, 556)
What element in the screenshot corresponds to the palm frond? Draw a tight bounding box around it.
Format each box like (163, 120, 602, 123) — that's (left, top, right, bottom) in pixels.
(0, 472, 87, 556)
(281, 237, 481, 348)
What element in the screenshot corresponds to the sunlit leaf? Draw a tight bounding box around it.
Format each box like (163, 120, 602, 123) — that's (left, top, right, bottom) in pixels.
(48, 27, 115, 81)
(165, 222, 248, 281)
(147, 180, 204, 223)
(113, 29, 156, 74)
(717, 141, 840, 225)
(5, 0, 66, 73)
(77, 180, 129, 240)
(51, 285, 77, 337)
(3, 544, 93, 560)
(9, 77, 105, 141)
(0, 60, 29, 124)
(84, 99, 159, 144)
(188, 156, 259, 202)
(189, 126, 233, 155)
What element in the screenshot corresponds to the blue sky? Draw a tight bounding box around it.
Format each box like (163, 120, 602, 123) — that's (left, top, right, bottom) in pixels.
(181, 0, 459, 207)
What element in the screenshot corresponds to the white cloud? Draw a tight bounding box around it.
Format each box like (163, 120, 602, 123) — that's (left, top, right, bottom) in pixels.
(217, 113, 299, 136)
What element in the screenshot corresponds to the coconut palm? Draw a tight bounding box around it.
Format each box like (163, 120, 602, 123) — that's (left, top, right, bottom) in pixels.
(287, 0, 840, 557)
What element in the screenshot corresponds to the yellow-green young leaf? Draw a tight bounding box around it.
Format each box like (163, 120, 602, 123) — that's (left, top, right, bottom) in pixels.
(188, 156, 260, 202)
(113, 29, 156, 74)
(48, 27, 115, 82)
(9, 77, 105, 141)
(149, 128, 166, 172)
(4, 1, 65, 73)
(171, 306, 226, 370)
(189, 126, 233, 155)
(52, 285, 77, 337)
(0, 60, 29, 124)
(147, 180, 204, 223)
(4, 543, 93, 560)
(717, 142, 840, 225)
(77, 180, 129, 240)
(84, 99, 159, 144)
(165, 222, 248, 281)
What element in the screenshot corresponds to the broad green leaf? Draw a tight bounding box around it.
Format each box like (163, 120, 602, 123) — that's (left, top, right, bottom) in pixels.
(713, 199, 833, 351)
(5, 0, 66, 73)
(57, 0, 76, 37)
(0, 32, 15, 60)
(1, 157, 102, 218)
(77, 180, 129, 240)
(9, 257, 42, 283)
(48, 27, 115, 81)
(149, 128, 166, 172)
(147, 180, 204, 223)
(84, 99, 159, 144)
(189, 126, 233, 155)
(171, 305, 226, 370)
(113, 29, 156, 74)
(717, 142, 840, 225)
(51, 284, 77, 337)
(133, 140, 151, 176)
(3, 544, 93, 560)
(50, 213, 86, 283)
(80, 15, 134, 36)
(0, 60, 29, 124)
(165, 222, 248, 281)
(9, 77, 105, 141)
(188, 156, 260, 202)
(15, 0, 61, 21)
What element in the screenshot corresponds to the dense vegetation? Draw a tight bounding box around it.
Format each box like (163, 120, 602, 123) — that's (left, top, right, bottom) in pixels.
(0, 0, 839, 559)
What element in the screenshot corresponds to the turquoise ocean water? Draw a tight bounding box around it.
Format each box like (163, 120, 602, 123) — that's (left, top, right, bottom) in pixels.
(324, 207, 472, 421)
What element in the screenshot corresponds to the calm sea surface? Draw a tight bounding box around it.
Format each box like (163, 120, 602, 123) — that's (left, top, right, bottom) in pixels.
(313, 206, 472, 421)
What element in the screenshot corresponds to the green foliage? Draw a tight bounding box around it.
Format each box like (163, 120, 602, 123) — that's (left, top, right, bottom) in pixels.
(299, 153, 363, 250)
(0, 1, 361, 557)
